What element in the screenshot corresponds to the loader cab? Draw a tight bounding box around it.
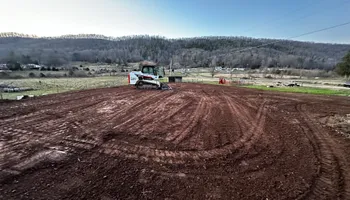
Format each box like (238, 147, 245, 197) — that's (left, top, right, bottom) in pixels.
(141, 65, 158, 76)
(139, 61, 165, 78)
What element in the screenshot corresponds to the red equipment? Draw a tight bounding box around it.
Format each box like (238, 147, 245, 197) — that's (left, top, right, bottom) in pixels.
(219, 77, 226, 84)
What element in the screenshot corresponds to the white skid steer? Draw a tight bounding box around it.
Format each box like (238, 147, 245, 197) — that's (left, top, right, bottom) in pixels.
(128, 62, 171, 90)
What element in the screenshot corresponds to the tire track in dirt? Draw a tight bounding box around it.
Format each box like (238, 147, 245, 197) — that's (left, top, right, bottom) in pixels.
(0, 90, 135, 172)
(0, 86, 281, 171)
(91, 89, 267, 166)
(114, 92, 177, 134)
(0, 88, 107, 120)
(60, 91, 177, 153)
(1, 84, 350, 200)
(137, 100, 193, 137)
(296, 103, 349, 199)
(0, 95, 106, 127)
(97, 97, 268, 165)
(0, 88, 137, 125)
(62, 90, 151, 131)
(111, 91, 173, 130)
(169, 95, 207, 144)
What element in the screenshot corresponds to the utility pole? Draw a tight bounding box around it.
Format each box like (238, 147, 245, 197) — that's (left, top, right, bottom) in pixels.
(169, 57, 173, 77)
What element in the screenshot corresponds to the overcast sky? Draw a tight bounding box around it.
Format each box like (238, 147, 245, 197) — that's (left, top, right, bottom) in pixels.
(0, 0, 349, 43)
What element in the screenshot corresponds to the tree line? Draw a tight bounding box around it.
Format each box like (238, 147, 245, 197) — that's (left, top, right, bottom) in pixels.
(0, 35, 349, 70)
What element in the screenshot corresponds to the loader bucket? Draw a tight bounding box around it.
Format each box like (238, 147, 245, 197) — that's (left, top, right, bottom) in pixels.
(160, 83, 172, 90)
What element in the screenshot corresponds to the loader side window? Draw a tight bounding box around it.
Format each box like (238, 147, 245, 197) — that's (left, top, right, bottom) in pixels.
(142, 66, 156, 75)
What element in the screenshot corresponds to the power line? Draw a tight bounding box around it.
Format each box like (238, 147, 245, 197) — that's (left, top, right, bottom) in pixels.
(242, 0, 350, 35)
(241, 0, 322, 34)
(235, 20, 350, 53)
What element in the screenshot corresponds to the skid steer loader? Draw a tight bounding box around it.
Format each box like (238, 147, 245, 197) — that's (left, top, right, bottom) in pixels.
(128, 61, 171, 90)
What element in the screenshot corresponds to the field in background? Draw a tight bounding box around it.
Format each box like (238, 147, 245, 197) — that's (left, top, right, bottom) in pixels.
(1, 63, 349, 99)
(0, 76, 126, 99)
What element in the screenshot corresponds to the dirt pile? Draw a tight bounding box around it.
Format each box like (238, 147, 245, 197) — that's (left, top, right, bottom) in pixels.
(1, 83, 350, 199)
(319, 114, 350, 138)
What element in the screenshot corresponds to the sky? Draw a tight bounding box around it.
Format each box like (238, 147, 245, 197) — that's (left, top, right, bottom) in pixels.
(0, 0, 349, 43)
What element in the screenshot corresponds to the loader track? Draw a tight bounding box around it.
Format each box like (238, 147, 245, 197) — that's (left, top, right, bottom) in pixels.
(1, 83, 350, 199)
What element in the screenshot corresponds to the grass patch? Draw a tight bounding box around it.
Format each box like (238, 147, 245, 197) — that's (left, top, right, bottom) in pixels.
(243, 85, 350, 96)
(0, 76, 127, 99)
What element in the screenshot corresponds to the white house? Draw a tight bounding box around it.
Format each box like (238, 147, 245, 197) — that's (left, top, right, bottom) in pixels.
(0, 64, 9, 70)
(25, 64, 41, 69)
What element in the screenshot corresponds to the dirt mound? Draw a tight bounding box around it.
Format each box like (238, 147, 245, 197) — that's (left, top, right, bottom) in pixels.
(1, 83, 350, 199)
(319, 114, 350, 138)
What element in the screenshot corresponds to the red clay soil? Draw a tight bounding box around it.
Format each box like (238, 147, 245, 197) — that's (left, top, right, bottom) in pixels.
(1, 83, 350, 200)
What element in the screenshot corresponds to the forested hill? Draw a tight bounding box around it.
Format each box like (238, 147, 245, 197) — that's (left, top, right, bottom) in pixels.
(0, 32, 349, 69)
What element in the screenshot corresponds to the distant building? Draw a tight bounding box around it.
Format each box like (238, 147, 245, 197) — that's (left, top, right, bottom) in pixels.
(215, 66, 223, 71)
(344, 81, 350, 88)
(0, 64, 9, 71)
(232, 68, 245, 71)
(25, 64, 41, 69)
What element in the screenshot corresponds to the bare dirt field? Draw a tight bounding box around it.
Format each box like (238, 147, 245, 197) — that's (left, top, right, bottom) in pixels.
(1, 83, 350, 200)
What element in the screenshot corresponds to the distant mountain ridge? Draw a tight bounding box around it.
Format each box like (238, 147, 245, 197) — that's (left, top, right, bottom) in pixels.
(0, 32, 115, 40)
(0, 32, 165, 41)
(0, 32, 349, 69)
(1, 32, 349, 44)
(0, 32, 40, 38)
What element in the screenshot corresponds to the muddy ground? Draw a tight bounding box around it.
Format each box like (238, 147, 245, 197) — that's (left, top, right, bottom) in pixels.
(1, 83, 350, 200)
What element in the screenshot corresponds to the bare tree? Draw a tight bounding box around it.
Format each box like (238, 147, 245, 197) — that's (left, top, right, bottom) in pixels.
(297, 57, 305, 78)
(210, 56, 218, 78)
